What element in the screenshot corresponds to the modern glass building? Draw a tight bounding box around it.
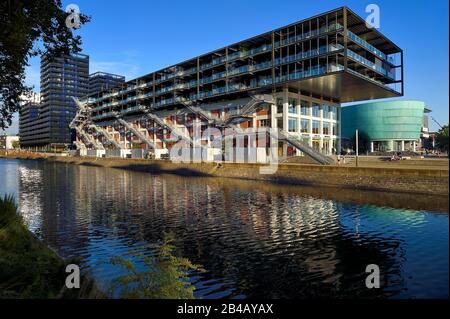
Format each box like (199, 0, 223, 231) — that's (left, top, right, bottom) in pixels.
(20, 53, 89, 150)
(89, 72, 125, 96)
(74, 7, 404, 162)
(341, 100, 431, 152)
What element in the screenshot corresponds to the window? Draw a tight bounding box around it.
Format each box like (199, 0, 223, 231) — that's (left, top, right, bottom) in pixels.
(259, 119, 270, 127)
(277, 98, 283, 113)
(330, 106, 337, 119)
(288, 98, 297, 114)
(323, 122, 330, 135)
(300, 100, 309, 116)
(323, 104, 329, 119)
(301, 119, 309, 133)
(312, 120, 320, 134)
(312, 103, 320, 117)
(288, 118, 297, 132)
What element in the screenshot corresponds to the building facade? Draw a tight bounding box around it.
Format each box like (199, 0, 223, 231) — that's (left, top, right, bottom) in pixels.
(89, 72, 125, 96)
(341, 100, 430, 152)
(74, 7, 403, 163)
(20, 53, 89, 150)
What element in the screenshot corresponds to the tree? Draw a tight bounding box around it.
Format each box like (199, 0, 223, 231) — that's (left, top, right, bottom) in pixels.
(435, 125, 449, 153)
(0, 0, 90, 129)
(350, 130, 371, 153)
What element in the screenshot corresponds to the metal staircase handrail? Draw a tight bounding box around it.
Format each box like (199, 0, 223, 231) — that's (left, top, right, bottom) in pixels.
(88, 124, 123, 149)
(114, 115, 155, 149)
(277, 130, 335, 165)
(74, 126, 104, 150)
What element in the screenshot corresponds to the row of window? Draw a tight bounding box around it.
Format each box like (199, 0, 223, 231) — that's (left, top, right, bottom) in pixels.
(259, 118, 338, 135)
(277, 98, 338, 118)
(288, 118, 337, 135)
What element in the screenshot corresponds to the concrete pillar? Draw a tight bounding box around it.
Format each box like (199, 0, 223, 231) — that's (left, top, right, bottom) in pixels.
(401, 140, 405, 152)
(282, 89, 288, 132)
(319, 137, 324, 154)
(270, 103, 277, 128)
(413, 140, 417, 152)
(370, 141, 374, 153)
(337, 105, 342, 155)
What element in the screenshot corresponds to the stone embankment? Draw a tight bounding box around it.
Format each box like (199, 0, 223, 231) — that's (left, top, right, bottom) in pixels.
(2, 151, 448, 196)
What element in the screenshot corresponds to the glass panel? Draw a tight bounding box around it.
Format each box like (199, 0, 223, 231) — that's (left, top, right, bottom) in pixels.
(277, 98, 283, 114)
(300, 100, 309, 116)
(301, 119, 309, 133)
(323, 122, 330, 135)
(288, 98, 297, 114)
(323, 104, 329, 119)
(312, 120, 320, 134)
(312, 103, 320, 117)
(288, 118, 297, 132)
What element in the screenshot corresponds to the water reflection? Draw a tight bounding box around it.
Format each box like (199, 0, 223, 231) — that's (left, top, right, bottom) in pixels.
(0, 159, 447, 299)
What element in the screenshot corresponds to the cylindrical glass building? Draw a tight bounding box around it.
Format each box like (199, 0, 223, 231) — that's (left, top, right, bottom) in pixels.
(342, 100, 430, 152)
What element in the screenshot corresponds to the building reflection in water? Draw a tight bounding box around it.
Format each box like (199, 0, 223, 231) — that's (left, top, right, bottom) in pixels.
(12, 161, 447, 299)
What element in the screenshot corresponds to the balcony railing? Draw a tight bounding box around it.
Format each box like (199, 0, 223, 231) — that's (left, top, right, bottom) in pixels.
(275, 44, 343, 66)
(275, 64, 344, 83)
(121, 105, 147, 114)
(347, 49, 395, 80)
(346, 30, 395, 64)
(274, 23, 343, 48)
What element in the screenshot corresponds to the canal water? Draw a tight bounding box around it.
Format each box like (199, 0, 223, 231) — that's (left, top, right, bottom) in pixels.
(0, 158, 448, 299)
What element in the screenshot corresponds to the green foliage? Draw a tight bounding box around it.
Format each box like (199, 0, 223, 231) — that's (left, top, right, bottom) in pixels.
(110, 233, 204, 299)
(0, 194, 64, 298)
(0, 194, 103, 298)
(435, 125, 449, 152)
(0, 0, 90, 129)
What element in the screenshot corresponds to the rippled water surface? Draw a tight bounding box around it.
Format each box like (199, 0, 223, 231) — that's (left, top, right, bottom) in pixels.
(0, 159, 448, 299)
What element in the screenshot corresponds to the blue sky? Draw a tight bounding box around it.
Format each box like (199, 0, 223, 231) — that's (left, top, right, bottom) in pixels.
(4, 0, 449, 133)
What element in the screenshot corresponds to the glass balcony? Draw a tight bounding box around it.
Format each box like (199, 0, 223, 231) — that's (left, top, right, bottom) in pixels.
(274, 64, 344, 83)
(274, 44, 343, 66)
(181, 67, 197, 75)
(228, 65, 251, 76)
(347, 49, 395, 80)
(155, 86, 174, 95)
(347, 30, 388, 62)
(187, 80, 198, 88)
(254, 61, 272, 70)
(228, 83, 248, 92)
(274, 23, 343, 48)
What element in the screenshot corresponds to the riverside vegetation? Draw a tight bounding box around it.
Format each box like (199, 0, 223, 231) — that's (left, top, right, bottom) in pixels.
(0, 195, 201, 299)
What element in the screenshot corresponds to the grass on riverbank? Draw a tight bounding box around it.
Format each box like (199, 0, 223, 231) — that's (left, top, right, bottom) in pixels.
(0, 195, 67, 298)
(0, 195, 103, 298)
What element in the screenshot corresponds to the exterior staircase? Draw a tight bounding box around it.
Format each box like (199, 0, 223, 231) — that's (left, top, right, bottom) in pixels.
(277, 130, 335, 165)
(114, 114, 156, 149)
(88, 124, 123, 149)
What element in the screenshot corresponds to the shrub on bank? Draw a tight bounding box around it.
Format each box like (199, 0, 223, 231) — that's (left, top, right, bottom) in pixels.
(0, 195, 103, 298)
